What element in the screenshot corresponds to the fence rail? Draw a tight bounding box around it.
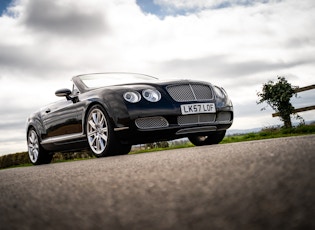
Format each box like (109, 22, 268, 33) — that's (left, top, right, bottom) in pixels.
(272, 84, 315, 117)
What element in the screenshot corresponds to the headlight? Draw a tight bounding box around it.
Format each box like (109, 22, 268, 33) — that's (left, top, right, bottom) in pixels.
(123, 91, 141, 103)
(142, 89, 161, 102)
(214, 86, 225, 98)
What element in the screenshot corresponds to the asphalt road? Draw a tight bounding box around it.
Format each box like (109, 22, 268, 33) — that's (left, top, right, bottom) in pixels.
(1, 135, 314, 230)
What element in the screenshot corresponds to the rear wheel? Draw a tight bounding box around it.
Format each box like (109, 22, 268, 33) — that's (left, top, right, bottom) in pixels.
(27, 128, 53, 165)
(188, 130, 226, 146)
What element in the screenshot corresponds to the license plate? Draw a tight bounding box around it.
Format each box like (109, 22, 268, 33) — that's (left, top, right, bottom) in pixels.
(180, 103, 216, 115)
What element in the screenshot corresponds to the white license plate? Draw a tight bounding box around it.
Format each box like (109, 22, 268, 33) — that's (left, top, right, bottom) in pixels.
(180, 103, 216, 115)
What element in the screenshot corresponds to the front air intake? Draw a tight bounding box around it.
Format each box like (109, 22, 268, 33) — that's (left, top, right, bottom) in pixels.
(135, 116, 169, 130)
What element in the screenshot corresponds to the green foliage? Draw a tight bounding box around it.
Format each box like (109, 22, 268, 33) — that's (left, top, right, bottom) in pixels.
(52, 150, 94, 163)
(257, 76, 300, 128)
(133, 142, 193, 154)
(0, 150, 95, 169)
(145, 141, 169, 149)
(221, 124, 315, 144)
(0, 152, 30, 169)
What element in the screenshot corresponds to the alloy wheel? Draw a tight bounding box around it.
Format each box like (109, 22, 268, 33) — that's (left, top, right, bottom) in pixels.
(87, 107, 109, 155)
(28, 129, 39, 163)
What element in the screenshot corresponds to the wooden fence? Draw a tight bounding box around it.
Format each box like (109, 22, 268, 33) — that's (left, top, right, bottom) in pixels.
(272, 84, 315, 117)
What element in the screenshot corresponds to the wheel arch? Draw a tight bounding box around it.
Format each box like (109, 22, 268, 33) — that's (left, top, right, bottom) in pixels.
(26, 125, 35, 142)
(26, 119, 45, 143)
(82, 101, 116, 135)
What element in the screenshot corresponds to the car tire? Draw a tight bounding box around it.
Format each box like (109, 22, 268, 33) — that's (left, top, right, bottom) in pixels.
(27, 128, 53, 165)
(188, 130, 226, 146)
(113, 144, 132, 156)
(86, 105, 119, 157)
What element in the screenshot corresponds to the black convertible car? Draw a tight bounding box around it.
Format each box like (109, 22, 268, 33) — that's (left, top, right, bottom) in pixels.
(26, 73, 233, 165)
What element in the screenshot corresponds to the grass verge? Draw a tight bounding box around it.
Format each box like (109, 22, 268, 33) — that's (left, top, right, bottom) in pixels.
(222, 124, 315, 144)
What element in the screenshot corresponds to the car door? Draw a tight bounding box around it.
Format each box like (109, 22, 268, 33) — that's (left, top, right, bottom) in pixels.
(41, 97, 83, 140)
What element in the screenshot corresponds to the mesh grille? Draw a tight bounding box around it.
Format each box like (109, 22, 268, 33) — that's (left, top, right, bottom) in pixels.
(135, 116, 169, 130)
(191, 84, 213, 100)
(167, 85, 195, 102)
(166, 84, 213, 102)
(216, 112, 232, 122)
(178, 114, 216, 126)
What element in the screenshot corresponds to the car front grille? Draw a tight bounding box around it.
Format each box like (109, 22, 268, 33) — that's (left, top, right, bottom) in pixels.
(178, 114, 216, 126)
(135, 116, 169, 130)
(166, 83, 213, 102)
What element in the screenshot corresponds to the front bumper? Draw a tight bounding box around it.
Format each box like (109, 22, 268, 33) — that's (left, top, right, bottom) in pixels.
(114, 108, 233, 144)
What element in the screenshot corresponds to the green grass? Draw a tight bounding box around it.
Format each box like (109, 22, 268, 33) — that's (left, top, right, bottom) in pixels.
(1, 124, 315, 170)
(222, 124, 315, 144)
(130, 142, 194, 155)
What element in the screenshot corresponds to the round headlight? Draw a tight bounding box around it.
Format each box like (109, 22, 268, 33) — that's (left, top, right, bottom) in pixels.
(123, 91, 141, 103)
(142, 89, 161, 102)
(214, 86, 225, 98)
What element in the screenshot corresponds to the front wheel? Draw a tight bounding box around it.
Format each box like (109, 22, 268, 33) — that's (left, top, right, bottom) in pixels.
(188, 130, 226, 146)
(27, 128, 53, 165)
(116, 144, 132, 155)
(86, 105, 120, 157)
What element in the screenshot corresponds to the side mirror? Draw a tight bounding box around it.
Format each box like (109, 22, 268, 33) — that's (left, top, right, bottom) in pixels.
(55, 88, 72, 100)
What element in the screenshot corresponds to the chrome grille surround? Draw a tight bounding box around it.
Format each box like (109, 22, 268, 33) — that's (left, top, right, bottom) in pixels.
(135, 116, 169, 130)
(178, 114, 216, 126)
(166, 84, 213, 102)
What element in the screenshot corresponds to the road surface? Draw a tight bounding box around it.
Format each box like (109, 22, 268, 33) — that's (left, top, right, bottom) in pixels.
(1, 135, 314, 230)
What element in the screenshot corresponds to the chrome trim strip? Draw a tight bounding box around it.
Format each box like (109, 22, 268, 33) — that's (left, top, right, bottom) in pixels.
(41, 133, 85, 145)
(176, 126, 217, 135)
(189, 84, 197, 100)
(114, 127, 130, 131)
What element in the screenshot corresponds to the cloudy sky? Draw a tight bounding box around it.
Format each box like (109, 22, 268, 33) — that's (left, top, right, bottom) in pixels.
(0, 0, 314, 155)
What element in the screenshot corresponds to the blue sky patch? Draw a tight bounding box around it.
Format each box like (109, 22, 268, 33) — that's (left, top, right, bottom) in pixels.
(136, 0, 196, 18)
(0, 0, 12, 15)
(136, 0, 163, 15)
(136, 0, 274, 18)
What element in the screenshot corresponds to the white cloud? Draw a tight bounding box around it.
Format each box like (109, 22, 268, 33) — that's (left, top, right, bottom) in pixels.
(0, 0, 314, 155)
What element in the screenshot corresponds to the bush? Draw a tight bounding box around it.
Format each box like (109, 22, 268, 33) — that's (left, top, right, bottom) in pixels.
(0, 150, 95, 169)
(244, 133, 256, 140)
(0, 152, 30, 169)
(261, 125, 281, 133)
(52, 150, 94, 162)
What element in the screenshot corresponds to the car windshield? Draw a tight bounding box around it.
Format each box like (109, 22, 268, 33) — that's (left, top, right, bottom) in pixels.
(78, 73, 159, 88)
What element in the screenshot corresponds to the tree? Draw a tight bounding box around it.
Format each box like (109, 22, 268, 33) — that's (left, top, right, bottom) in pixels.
(257, 76, 300, 128)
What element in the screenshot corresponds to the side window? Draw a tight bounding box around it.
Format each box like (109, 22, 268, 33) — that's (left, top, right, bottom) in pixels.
(72, 84, 80, 95)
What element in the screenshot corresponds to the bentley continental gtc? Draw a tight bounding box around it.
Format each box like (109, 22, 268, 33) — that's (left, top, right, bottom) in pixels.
(26, 73, 233, 165)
